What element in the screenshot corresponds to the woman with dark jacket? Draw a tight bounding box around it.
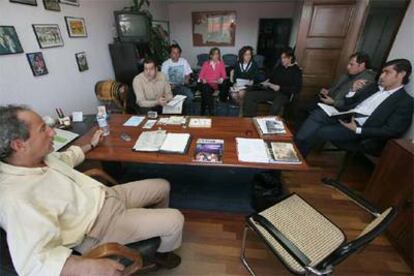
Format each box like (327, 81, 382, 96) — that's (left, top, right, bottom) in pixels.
(230, 46, 260, 110)
(242, 47, 303, 117)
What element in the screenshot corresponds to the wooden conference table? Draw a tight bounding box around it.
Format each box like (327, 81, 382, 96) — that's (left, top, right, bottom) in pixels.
(74, 114, 308, 171)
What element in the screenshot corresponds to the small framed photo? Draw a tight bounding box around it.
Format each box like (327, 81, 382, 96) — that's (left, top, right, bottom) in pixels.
(32, 24, 64, 48)
(43, 0, 60, 11)
(75, 52, 89, 72)
(26, 52, 48, 76)
(65, 16, 87, 38)
(0, 26, 24, 55)
(59, 0, 78, 6)
(9, 0, 37, 6)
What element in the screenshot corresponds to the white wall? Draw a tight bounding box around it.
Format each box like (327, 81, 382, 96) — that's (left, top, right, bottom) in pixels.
(0, 0, 134, 116)
(387, 1, 414, 138)
(168, 1, 298, 67)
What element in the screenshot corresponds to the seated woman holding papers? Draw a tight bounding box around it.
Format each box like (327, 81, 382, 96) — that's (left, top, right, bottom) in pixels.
(229, 46, 260, 115)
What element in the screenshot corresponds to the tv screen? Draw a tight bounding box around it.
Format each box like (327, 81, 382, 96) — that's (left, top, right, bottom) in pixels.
(115, 11, 151, 43)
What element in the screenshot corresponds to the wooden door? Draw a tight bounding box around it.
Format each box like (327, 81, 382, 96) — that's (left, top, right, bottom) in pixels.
(295, 0, 369, 103)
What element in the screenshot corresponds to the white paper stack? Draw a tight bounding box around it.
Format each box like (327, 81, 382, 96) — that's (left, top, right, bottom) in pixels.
(236, 138, 270, 163)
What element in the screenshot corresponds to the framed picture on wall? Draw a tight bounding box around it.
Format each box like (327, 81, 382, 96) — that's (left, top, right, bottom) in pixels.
(152, 20, 170, 43)
(32, 24, 64, 48)
(192, 11, 236, 46)
(75, 51, 88, 72)
(59, 0, 79, 6)
(0, 26, 24, 55)
(26, 52, 48, 76)
(65, 16, 87, 37)
(43, 0, 60, 11)
(9, 0, 37, 6)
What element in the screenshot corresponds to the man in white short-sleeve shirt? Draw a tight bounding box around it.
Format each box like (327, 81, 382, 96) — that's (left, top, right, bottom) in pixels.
(161, 44, 195, 114)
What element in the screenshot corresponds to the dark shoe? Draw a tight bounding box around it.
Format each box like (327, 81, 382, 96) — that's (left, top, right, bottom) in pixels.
(154, 252, 181, 269)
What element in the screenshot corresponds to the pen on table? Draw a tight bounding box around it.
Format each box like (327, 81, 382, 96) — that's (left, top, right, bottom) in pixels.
(56, 108, 62, 118)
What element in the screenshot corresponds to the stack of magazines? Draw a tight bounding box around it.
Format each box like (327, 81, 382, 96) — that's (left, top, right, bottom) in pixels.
(253, 117, 286, 135)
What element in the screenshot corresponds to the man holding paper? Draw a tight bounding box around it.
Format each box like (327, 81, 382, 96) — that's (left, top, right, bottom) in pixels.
(295, 59, 413, 157)
(161, 44, 194, 114)
(133, 58, 173, 114)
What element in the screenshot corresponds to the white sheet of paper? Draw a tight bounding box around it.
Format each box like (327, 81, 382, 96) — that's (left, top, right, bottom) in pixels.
(236, 138, 270, 163)
(159, 133, 191, 153)
(123, 116, 145, 126)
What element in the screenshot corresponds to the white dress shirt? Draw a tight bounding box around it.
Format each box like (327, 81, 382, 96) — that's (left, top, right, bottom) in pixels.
(354, 85, 403, 134)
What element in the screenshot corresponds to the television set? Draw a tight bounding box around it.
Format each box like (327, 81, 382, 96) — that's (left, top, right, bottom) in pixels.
(114, 11, 151, 43)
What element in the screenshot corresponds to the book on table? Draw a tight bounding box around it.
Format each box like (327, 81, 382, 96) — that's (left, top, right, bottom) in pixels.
(253, 117, 286, 135)
(236, 138, 301, 164)
(133, 130, 191, 154)
(318, 103, 369, 120)
(193, 139, 224, 163)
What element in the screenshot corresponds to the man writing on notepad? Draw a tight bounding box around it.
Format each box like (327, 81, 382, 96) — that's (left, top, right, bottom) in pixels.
(133, 58, 173, 114)
(0, 105, 184, 275)
(295, 59, 413, 157)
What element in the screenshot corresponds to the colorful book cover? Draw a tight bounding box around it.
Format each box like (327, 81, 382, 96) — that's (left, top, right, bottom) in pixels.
(193, 139, 224, 163)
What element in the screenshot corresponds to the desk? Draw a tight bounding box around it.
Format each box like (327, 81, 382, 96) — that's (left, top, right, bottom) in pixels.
(75, 114, 308, 171)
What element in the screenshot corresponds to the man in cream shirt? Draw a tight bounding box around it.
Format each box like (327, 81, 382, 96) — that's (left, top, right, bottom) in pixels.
(133, 58, 173, 114)
(0, 105, 184, 275)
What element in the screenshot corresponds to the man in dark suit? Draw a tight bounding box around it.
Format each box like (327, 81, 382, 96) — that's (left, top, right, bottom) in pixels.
(295, 59, 413, 157)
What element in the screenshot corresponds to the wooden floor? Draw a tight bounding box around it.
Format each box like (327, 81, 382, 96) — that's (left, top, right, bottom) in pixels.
(151, 151, 413, 275)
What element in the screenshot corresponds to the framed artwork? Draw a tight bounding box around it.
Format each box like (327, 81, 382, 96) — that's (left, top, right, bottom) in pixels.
(26, 52, 48, 76)
(65, 16, 87, 37)
(9, 0, 37, 6)
(75, 51, 88, 72)
(152, 20, 170, 43)
(0, 26, 24, 55)
(192, 11, 236, 46)
(43, 0, 60, 11)
(59, 0, 78, 6)
(32, 24, 64, 48)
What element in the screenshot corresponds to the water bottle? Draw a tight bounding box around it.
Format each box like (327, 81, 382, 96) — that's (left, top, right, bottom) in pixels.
(96, 112, 110, 136)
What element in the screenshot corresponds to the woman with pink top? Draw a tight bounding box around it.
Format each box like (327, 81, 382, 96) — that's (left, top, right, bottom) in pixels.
(198, 47, 228, 115)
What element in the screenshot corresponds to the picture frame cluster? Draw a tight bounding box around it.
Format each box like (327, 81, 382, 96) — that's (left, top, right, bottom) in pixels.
(1, 0, 89, 77)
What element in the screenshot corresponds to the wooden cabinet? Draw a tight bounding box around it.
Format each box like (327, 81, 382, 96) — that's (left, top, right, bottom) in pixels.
(364, 139, 413, 268)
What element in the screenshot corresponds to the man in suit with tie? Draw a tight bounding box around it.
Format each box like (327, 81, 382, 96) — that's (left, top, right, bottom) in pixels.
(295, 59, 413, 157)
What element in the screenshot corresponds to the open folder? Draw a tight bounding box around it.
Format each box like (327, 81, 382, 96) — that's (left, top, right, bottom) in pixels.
(133, 130, 191, 154)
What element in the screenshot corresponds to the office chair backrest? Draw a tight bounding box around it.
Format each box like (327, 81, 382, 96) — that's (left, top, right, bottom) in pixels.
(95, 80, 128, 113)
(316, 207, 397, 271)
(253, 55, 265, 69)
(222, 54, 238, 67)
(197, 53, 209, 67)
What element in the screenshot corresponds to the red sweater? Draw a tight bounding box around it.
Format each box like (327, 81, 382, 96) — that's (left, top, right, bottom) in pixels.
(198, 60, 227, 90)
